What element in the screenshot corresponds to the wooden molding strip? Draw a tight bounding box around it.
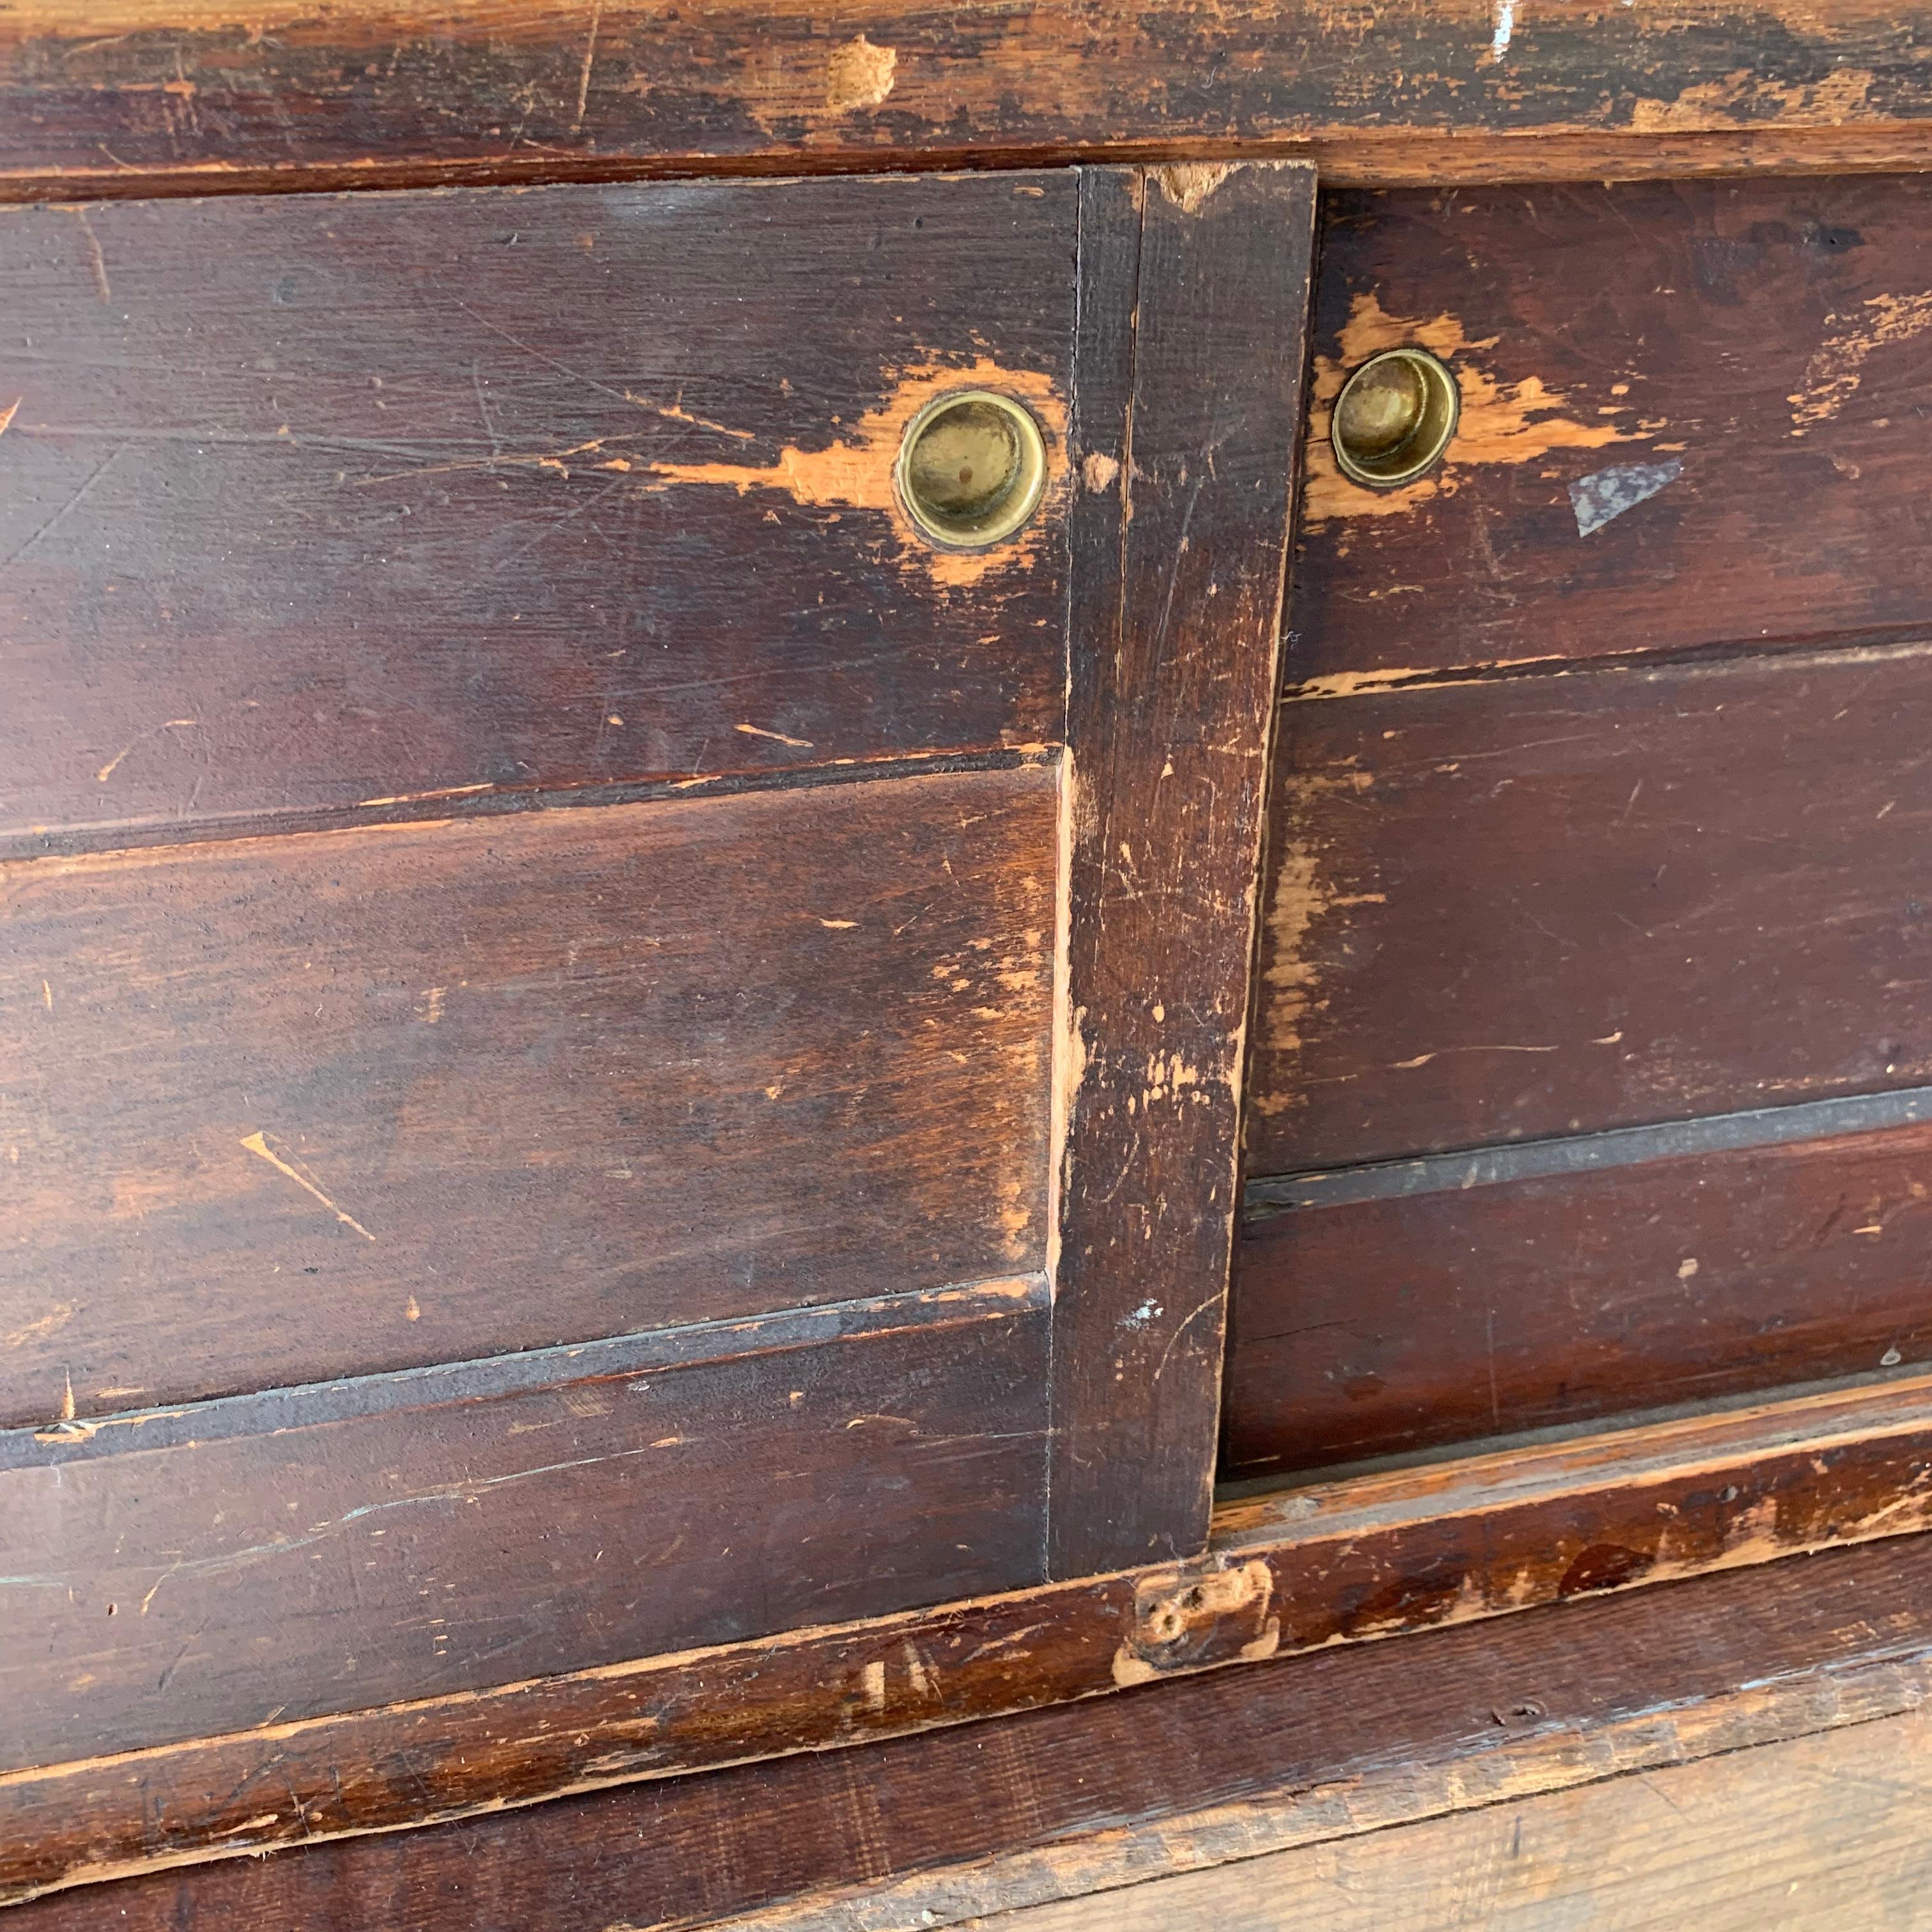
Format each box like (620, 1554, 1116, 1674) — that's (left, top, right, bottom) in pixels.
(2, 5, 1931, 199)
(1246, 1084, 1932, 1216)
(10, 1369, 1932, 1905)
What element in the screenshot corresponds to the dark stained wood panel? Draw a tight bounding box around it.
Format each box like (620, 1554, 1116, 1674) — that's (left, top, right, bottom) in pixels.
(1246, 644, 1932, 1176)
(1047, 161, 1314, 1575)
(0, 763, 1055, 1421)
(15, 1527, 1931, 1930)
(1227, 1098, 1932, 1478)
(0, 174, 1072, 845)
(0, 2, 1926, 194)
(0, 1276, 1050, 1771)
(1292, 173, 1932, 691)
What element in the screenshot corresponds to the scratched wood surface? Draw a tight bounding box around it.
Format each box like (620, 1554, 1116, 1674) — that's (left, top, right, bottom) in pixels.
(0, 174, 1073, 847)
(1047, 160, 1314, 1575)
(1246, 646, 1932, 1176)
(1229, 1099, 1932, 1477)
(11, 1368, 1932, 1903)
(1, 764, 1055, 1419)
(0, 3, 1928, 197)
(1228, 167, 1932, 1481)
(0, 1275, 1050, 1770)
(1291, 174, 1932, 692)
(15, 1516, 1932, 1928)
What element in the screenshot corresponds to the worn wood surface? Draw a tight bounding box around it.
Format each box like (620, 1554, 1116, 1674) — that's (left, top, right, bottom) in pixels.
(1230, 1093, 1932, 1476)
(15, 1522, 1932, 1929)
(1, 765, 1055, 1416)
(1046, 160, 1314, 1575)
(0, 174, 1071, 847)
(1246, 644, 1932, 1176)
(12, 1370, 1932, 1903)
(0, 1274, 1050, 1774)
(1233, 167, 1932, 1478)
(1291, 174, 1932, 692)
(1, 4, 1929, 198)
(960, 1707, 1932, 1931)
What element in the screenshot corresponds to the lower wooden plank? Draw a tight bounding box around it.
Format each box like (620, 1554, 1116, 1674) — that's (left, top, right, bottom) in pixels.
(1227, 1092, 1932, 1476)
(959, 1706, 1932, 1932)
(15, 1518, 1932, 1930)
(0, 1275, 1050, 1777)
(1, 762, 1056, 1422)
(1246, 643, 1932, 1176)
(9, 1369, 1932, 1905)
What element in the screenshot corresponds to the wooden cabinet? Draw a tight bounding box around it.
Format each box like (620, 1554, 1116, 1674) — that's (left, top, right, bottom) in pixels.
(6, 19, 1932, 1908)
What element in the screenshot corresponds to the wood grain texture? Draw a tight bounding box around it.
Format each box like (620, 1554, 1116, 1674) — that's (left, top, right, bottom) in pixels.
(1046, 160, 1314, 1575)
(0, 174, 1072, 845)
(0, 1274, 1050, 1774)
(1292, 173, 1932, 691)
(958, 1707, 1932, 1931)
(1229, 1100, 1932, 1477)
(1246, 644, 1932, 1176)
(0, 3, 1928, 195)
(1, 764, 1055, 1418)
(11, 1370, 1932, 1903)
(14, 1534, 1932, 1932)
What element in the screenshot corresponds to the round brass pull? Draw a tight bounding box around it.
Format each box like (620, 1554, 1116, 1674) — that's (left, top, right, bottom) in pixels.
(897, 390, 1048, 549)
(1330, 346, 1460, 491)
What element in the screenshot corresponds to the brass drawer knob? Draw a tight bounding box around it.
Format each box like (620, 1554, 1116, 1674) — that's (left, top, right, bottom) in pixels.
(1331, 346, 1459, 490)
(897, 389, 1048, 548)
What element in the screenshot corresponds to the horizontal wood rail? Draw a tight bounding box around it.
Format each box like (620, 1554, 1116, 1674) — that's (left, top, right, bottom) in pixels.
(15, 1512, 1932, 1928)
(1, 4, 1931, 199)
(10, 1368, 1932, 1905)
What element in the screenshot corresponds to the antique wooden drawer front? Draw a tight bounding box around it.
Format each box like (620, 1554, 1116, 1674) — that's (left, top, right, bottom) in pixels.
(1, 164, 1315, 1770)
(1226, 174, 1932, 1479)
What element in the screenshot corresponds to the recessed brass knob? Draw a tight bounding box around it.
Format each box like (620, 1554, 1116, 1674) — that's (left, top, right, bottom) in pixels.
(1330, 347, 1460, 491)
(897, 390, 1048, 548)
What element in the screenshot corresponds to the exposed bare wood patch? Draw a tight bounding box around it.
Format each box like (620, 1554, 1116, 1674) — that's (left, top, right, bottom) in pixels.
(1790, 289, 1932, 430)
(822, 34, 898, 112)
(1303, 293, 1634, 525)
(643, 355, 1068, 591)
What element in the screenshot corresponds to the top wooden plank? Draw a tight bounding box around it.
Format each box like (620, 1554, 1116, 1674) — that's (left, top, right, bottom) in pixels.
(0, 174, 1073, 844)
(0, 3, 1929, 198)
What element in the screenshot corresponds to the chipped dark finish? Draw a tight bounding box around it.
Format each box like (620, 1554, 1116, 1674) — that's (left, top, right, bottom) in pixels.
(0, 4, 1929, 197)
(0, 1273, 1051, 1773)
(8, 1370, 1932, 1903)
(1, 765, 1055, 1417)
(1293, 174, 1932, 691)
(0, 175, 1072, 845)
(18, 1531, 1932, 1931)
(1047, 161, 1314, 1575)
(1229, 1109, 1932, 1476)
(1246, 645, 1932, 1176)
